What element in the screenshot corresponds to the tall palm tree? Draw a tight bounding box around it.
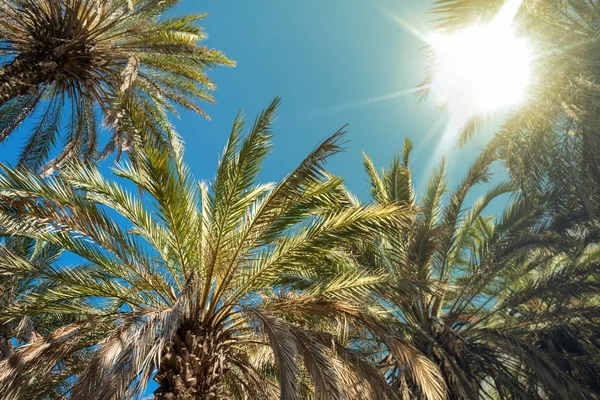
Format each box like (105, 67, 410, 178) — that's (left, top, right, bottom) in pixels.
(0, 100, 410, 399)
(351, 139, 600, 399)
(0, 0, 232, 171)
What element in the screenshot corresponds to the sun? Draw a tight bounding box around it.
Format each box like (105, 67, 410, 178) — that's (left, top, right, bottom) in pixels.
(428, 0, 532, 118)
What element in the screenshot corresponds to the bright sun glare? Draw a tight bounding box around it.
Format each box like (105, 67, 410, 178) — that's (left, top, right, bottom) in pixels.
(429, 0, 532, 118)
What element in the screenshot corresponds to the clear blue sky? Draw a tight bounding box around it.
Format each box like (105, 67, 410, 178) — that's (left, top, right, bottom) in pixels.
(168, 0, 505, 199)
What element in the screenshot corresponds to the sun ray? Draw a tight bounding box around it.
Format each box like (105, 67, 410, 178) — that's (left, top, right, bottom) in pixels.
(418, 114, 465, 189)
(412, 113, 451, 160)
(370, 0, 430, 44)
(306, 88, 417, 119)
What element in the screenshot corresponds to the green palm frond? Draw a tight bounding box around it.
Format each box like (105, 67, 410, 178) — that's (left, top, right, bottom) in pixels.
(0, 0, 233, 170)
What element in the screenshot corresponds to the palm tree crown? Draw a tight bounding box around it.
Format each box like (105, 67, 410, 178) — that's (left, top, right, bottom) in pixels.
(353, 139, 600, 399)
(0, 100, 410, 399)
(0, 0, 232, 171)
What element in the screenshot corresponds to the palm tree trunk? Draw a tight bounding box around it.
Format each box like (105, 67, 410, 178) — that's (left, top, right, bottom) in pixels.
(154, 325, 229, 399)
(0, 55, 55, 107)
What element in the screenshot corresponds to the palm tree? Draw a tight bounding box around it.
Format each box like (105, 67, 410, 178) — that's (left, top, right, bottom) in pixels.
(0, 236, 86, 398)
(422, 0, 600, 236)
(0, 100, 411, 399)
(0, 238, 44, 361)
(351, 139, 600, 399)
(0, 237, 64, 349)
(0, 0, 232, 172)
(514, 245, 600, 397)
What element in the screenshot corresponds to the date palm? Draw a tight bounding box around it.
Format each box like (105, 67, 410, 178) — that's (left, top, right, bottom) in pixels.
(0, 236, 87, 398)
(0, 237, 65, 347)
(512, 244, 600, 397)
(352, 139, 600, 399)
(0, 100, 410, 399)
(0, 0, 232, 171)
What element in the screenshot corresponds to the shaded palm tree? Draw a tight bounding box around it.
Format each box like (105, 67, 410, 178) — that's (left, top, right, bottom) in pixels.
(0, 0, 232, 171)
(350, 139, 600, 399)
(513, 245, 600, 397)
(0, 100, 411, 399)
(0, 236, 87, 398)
(0, 237, 53, 360)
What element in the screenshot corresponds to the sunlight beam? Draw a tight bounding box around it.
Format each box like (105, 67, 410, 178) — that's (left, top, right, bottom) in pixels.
(307, 89, 416, 119)
(428, 0, 531, 119)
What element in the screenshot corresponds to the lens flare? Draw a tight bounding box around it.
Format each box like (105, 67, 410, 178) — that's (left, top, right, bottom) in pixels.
(429, 0, 531, 118)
